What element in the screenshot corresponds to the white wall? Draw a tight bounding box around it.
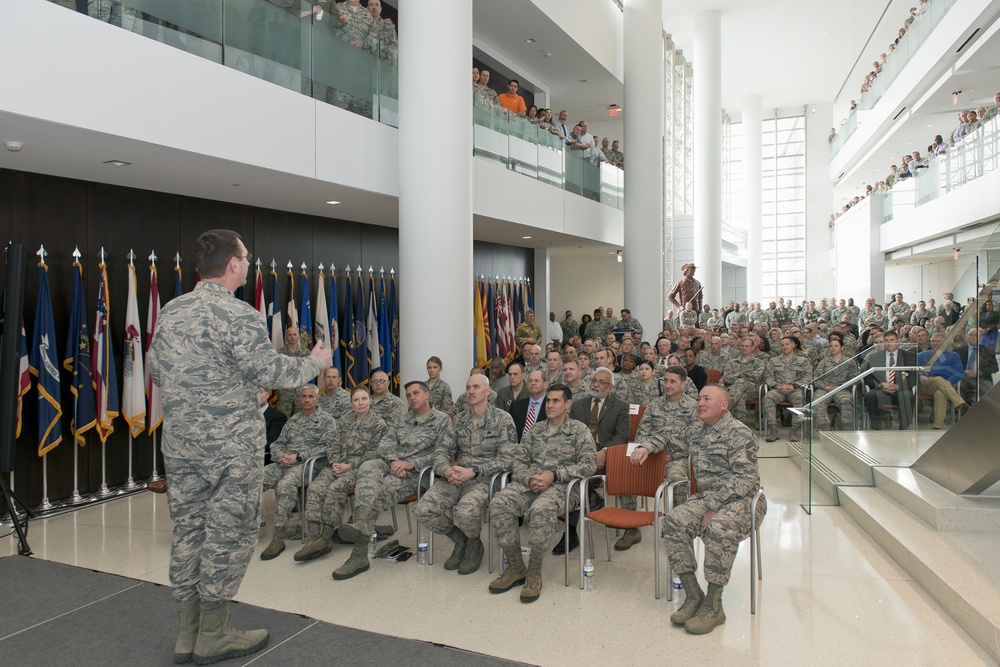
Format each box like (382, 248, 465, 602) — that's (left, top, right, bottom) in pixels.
(884, 259, 958, 305)
(530, 0, 623, 79)
(550, 255, 625, 333)
(806, 103, 835, 298)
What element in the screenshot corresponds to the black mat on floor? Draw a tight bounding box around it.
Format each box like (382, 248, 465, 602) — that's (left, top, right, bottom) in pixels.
(0, 557, 530, 667)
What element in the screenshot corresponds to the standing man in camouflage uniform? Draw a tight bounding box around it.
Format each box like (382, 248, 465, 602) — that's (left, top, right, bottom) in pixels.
(259, 385, 338, 560)
(722, 338, 766, 422)
(515, 309, 543, 349)
(318, 366, 352, 419)
(663, 385, 765, 635)
(560, 310, 577, 345)
(488, 384, 597, 603)
(275, 326, 309, 417)
(327, 0, 375, 115)
(294, 386, 388, 562)
(333, 381, 454, 580)
(364, 0, 397, 65)
(414, 374, 516, 575)
(148, 229, 330, 665)
(369, 370, 406, 426)
(626, 366, 698, 549)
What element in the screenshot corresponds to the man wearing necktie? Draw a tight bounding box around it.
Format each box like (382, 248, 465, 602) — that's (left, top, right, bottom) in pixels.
(509, 371, 549, 442)
(863, 330, 916, 429)
(958, 327, 998, 400)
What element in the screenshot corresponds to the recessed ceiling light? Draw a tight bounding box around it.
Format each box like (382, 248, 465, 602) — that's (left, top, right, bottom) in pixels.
(544, 52, 553, 58)
(579, 79, 588, 83)
(5, 141, 23, 152)
(522, 236, 532, 239)
(325, 200, 342, 205)
(103, 159, 131, 167)
(232, 183, 240, 187)
(525, 38, 536, 44)
(926, 124, 934, 128)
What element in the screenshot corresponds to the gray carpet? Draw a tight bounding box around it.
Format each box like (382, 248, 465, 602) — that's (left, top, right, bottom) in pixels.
(0, 556, 530, 667)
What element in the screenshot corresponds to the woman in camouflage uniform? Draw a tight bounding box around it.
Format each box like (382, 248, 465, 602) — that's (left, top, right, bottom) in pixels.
(628, 360, 661, 406)
(425, 356, 453, 412)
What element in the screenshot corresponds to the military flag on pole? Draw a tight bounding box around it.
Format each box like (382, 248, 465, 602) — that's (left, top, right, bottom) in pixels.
(145, 258, 162, 433)
(342, 269, 357, 388)
(366, 270, 381, 371)
(286, 261, 298, 331)
(314, 265, 331, 384)
(473, 280, 487, 368)
(122, 261, 146, 437)
(254, 261, 265, 322)
(329, 267, 342, 375)
(378, 272, 392, 376)
(93, 257, 119, 444)
(268, 262, 282, 350)
(16, 322, 30, 438)
(65, 256, 96, 445)
(354, 268, 369, 384)
(29, 259, 62, 456)
(390, 271, 400, 391)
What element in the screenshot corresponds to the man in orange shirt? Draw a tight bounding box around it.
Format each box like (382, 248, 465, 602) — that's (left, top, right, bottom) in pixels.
(498, 79, 527, 116)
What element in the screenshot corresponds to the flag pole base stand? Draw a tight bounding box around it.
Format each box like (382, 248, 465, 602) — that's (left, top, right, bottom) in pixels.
(97, 484, 113, 498)
(66, 492, 94, 506)
(150, 472, 162, 482)
(123, 478, 140, 490)
(38, 497, 54, 512)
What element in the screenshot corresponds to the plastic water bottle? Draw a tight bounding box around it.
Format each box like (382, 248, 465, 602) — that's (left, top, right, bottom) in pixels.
(368, 530, 377, 558)
(417, 540, 428, 565)
(583, 559, 595, 591)
(672, 575, 682, 594)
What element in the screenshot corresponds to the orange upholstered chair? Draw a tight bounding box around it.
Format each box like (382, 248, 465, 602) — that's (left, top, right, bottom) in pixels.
(575, 443, 668, 591)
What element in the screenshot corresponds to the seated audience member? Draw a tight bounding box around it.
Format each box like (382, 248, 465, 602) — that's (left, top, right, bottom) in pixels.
(916, 333, 971, 429)
(333, 381, 454, 580)
(862, 330, 916, 430)
(662, 385, 766, 635)
(318, 367, 352, 419)
(414, 374, 516, 575)
(261, 389, 287, 466)
(957, 327, 998, 399)
(370, 370, 407, 425)
(763, 337, 812, 442)
(683, 348, 709, 391)
(496, 362, 528, 412)
(294, 387, 388, 562)
(509, 370, 548, 442)
(487, 384, 597, 603)
(260, 386, 338, 560)
(426, 356, 453, 412)
(721, 338, 766, 422)
(452, 367, 499, 414)
(812, 335, 858, 430)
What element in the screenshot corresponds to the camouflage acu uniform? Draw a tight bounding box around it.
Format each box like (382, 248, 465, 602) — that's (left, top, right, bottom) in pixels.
(610, 150, 624, 168)
(352, 409, 454, 521)
(514, 322, 543, 348)
(560, 319, 576, 344)
(625, 394, 698, 508)
(812, 355, 859, 430)
(413, 406, 516, 539)
(427, 379, 454, 413)
(627, 378, 661, 407)
(474, 82, 500, 111)
(364, 15, 397, 64)
(722, 354, 766, 420)
(370, 391, 406, 426)
(542, 367, 563, 384)
(452, 388, 497, 414)
(612, 374, 631, 400)
(567, 382, 590, 403)
(275, 344, 310, 417)
(318, 387, 352, 420)
(859, 308, 877, 327)
(261, 410, 338, 528)
(679, 310, 699, 328)
(698, 351, 730, 373)
(663, 413, 766, 585)
(148, 280, 325, 605)
(763, 353, 813, 428)
(887, 301, 911, 322)
(327, 2, 375, 116)
(725, 310, 748, 329)
(846, 305, 861, 325)
(303, 409, 387, 528)
(585, 318, 611, 342)
(489, 418, 597, 556)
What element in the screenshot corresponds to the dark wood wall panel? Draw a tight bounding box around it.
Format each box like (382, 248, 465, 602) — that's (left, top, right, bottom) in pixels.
(1, 168, 532, 507)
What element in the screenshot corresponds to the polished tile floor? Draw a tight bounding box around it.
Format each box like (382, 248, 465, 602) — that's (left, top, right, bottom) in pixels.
(3, 450, 995, 666)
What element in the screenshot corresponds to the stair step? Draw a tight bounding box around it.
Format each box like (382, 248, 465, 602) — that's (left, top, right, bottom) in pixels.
(787, 439, 871, 504)
(839, 485, 1000, 663)
(875, 467, 1000, 533)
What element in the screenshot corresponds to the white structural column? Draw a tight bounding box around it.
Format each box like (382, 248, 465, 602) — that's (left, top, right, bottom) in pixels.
(743, 95, 763, 302)
(623, 0, 664, 329)
(398, 0, 472, 391)
(693, 10, 722, 309)
(533, 249, 550, 333)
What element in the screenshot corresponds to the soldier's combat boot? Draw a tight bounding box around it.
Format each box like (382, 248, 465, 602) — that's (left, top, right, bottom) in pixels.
(332, 540, 370, 580)
(684, 583, 726, 634)
(458, 537, 484, 575)
(259, 526, 286, 560)
(669, 572, 705, 626)
(519, 553, 545, 603)
(192, 601, 268, 665)
(488, 549, 527, 593)
(337, 506, 372, 545)
(293, 524, 334, 562)
(443, 527, 468, 570)
(173, 599, 200, 664)
(614, 528, 642, 551)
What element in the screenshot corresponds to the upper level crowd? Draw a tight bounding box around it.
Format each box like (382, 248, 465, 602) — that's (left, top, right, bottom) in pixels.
(833, 91, 1000, 219)
(473, 66, 625, 169)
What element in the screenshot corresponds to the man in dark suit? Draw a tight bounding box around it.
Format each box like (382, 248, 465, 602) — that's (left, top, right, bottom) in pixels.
(862, 330, 917, 429)
(552, 364, 630, 554)
(956, 327, 998, 399)
(509, 370, 549, 442)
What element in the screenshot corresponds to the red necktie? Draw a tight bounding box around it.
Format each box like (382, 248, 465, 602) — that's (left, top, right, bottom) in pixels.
(524, 400, 538, 437)
(888, 352, 896, 384)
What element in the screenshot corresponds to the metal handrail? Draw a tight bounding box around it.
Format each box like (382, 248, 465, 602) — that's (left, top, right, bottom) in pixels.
(804, 365, 923, 412)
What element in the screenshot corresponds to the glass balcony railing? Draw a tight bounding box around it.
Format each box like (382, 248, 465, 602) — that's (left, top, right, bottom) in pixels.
(53, 0, 399, 126)
(892, 115, 1000, 215)
(473, 108, 625, 210)
(832, 0, 957, 158)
